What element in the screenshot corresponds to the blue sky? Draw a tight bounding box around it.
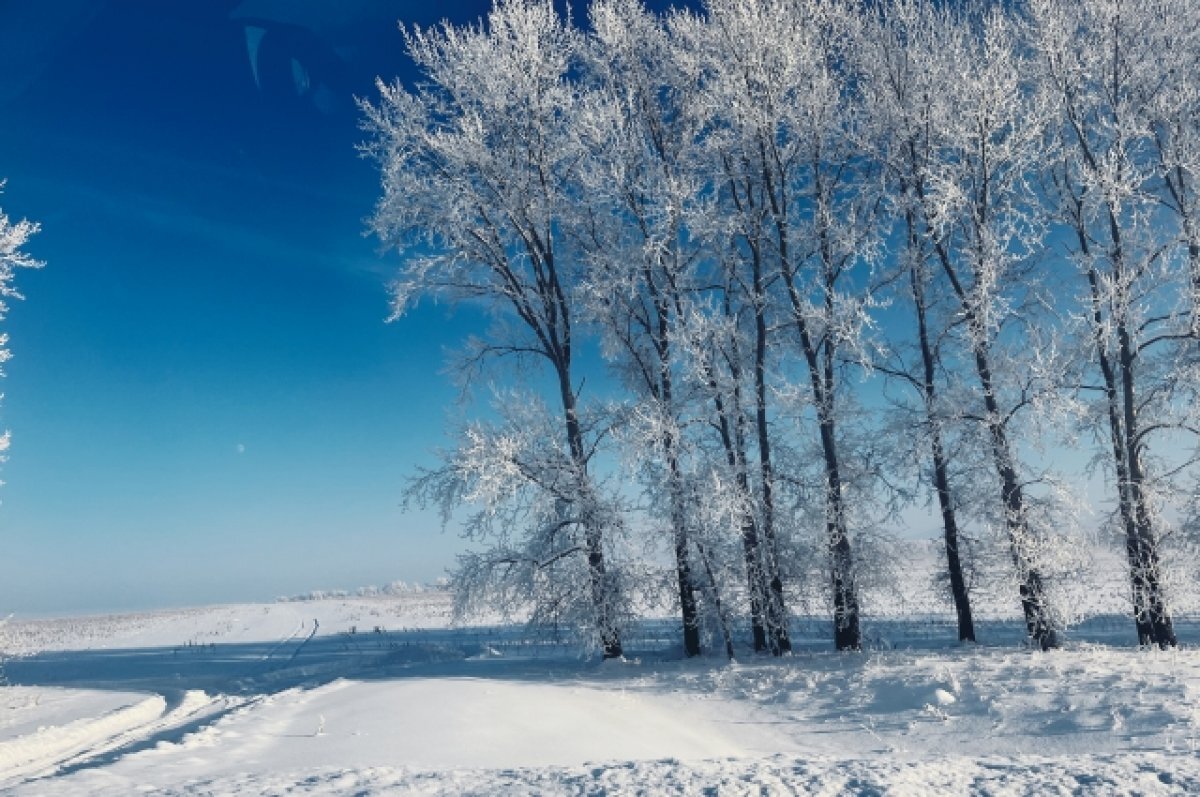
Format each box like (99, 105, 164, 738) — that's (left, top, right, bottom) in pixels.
(0, 0, 705, 617)
(0, 1, 1123, 618)
(0, 1, 529, 616)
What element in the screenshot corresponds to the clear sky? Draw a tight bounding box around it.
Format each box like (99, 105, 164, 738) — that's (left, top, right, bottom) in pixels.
(0, 1, 554, 616)
(0, 0, 1118, 619)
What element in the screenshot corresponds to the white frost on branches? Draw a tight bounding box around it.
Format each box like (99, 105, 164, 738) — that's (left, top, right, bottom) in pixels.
(0, 182, 41, 463)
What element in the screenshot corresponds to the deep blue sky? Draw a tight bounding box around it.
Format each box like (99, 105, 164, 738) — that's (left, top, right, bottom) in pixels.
(0, 0, 1101, 618)
(0, 1, 553, 616)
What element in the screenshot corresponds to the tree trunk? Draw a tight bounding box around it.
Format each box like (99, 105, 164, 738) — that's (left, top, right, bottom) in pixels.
(925, 231, 1058, 649)
(557, 366, 622, 659)
(974, 346, 1058, 649)
(1117, 314, 1177, 648)
(719, 295, 772, 652)
(1061, 84, 1177, 648)
(778, 255, 861, 651)
(1096, 195, 1176, 648)
(819, 411, 861, 651)
(1079, 239, 1156, 645)
(908, 249, 976, 643)
(751, 247, 792, 655)
(695, 539, 737, 660)
(712, 381, 770, 653)
(652, 281, 701, 658)
(668, 447, 702, 657)
(926, 403, 975, 642)
(915, 155, 1058, 648)
(930, 426, 975, 642)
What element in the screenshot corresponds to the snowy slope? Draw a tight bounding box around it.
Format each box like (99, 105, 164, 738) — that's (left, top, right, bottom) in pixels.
(0, 591, 455, 656)
(3, 586, 1200, 794)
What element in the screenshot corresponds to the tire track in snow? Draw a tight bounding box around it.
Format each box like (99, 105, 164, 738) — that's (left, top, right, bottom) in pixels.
(285, 620, 318, 664)
(2, 623, 371, 789)
(0, 690, 250, 788)
(259, 620, 306, 663)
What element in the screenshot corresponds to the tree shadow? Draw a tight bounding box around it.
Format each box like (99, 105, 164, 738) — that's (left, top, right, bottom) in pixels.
(4, 613, 1175, 700)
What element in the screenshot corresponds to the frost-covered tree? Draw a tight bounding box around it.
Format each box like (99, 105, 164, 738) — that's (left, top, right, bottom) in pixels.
(677, 276, 778, 653)
(669, 2, 798, 654)
(362, 0, 1200, 655)
(860, 0, 978, 641)
(870, 2, 1061, 648)
(361, 0, 624, 657)
(574, 0, 711, 657)
(1028, 0, 1200, 647)
(407, 391, 632, 652)
(0, 183, 41, 463)
(686, 0, 882, 651)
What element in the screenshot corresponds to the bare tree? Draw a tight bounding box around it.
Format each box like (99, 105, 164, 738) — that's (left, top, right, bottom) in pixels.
(362, 0, 623, 657)
(688, 0, 883, 651)
(860, 0, 977, 642)
(880, 2, 1061, 648)
(1028, 0, 1200, 647)
(575, 0, 710, 657)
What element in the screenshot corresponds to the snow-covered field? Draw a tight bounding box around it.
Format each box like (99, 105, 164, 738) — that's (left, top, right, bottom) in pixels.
(3, 576, 1200, 795)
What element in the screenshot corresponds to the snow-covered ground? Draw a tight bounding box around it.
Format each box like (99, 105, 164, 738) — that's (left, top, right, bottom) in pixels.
(3, 574, 1200, 794)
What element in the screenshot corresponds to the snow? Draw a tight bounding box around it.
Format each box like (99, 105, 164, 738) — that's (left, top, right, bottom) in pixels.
(0, 593, 455, 656)
(3, 590, 1200, 794)
(0, 688, 147, 745)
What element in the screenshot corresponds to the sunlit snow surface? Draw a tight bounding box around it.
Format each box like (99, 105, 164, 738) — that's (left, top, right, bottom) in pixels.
(3, 577, 1200, 795)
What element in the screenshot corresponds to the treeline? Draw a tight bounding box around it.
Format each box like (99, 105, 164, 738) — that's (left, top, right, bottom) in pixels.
(362, 0, 1200, 656)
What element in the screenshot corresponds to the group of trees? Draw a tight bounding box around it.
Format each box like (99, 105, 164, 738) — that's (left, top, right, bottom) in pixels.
(363, 0, 1200, 656)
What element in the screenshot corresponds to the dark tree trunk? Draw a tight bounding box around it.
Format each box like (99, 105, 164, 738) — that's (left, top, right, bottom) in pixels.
(668, 449, 701, 657)
(975, 348, 1058, 649)
(1117, 316, 1177, 648)
(778, 252, 862, 651)
(704, 285, 770, 651)
(819, 412, 861, 651)
(916, 169, 1059, 649)
(1060, 88, 1177, 648)
(1077, 227, 1157, 645)
(768, 152, 861, 652)
(924, 252, 1057, 648)
(906, 213, 976, 643)
(651, 278, 701, 658)
(695, 539, 737, 660)
(719, 293, 772, 652)
(931, 427, 975, 643)
(1114, 243, 1174, 647)
(505, 230, 622, 660)
(1108, 206, 1175, 648)
(1088, 193, 1176, 648)
(750, 246, 792, 655)
(557, 366, 622, 659)
(712, 381, 770, 653)
(722, 166, 788, 654)
(922, 391, 976, 643)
